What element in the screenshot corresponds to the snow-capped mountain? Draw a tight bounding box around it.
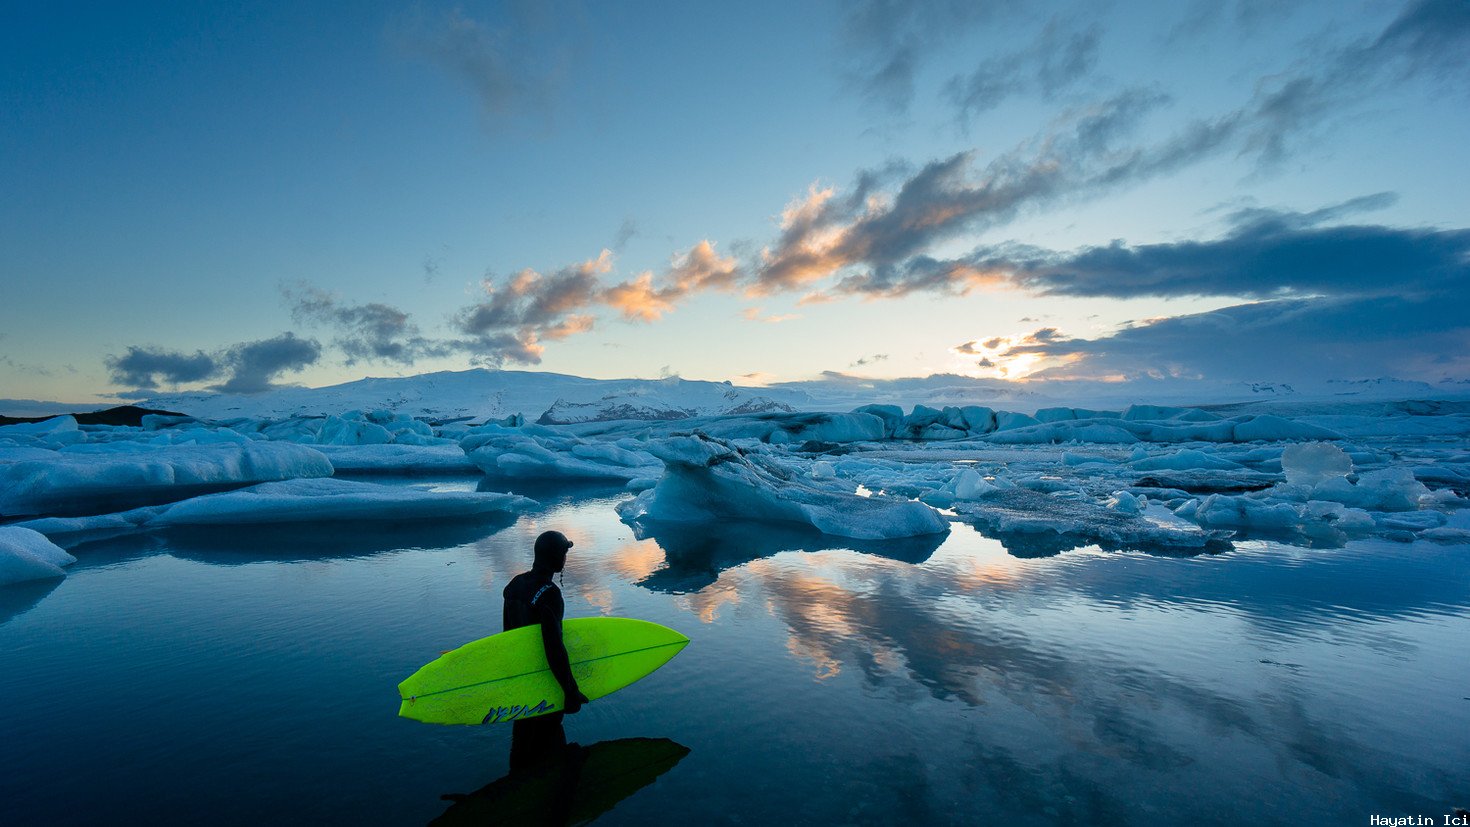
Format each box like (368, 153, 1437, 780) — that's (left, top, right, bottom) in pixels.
(140, 369, 811, 423)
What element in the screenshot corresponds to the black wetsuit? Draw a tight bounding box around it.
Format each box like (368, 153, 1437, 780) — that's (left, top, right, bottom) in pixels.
(503, 570, 578, 771)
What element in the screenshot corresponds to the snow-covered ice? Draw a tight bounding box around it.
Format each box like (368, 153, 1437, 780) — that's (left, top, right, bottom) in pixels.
(0, 441, 334, 517)
(149, 478, 534, 526)
(461, 424, 662, 481)
(0, 526, 77, 585)
(617, 434, 949, 540)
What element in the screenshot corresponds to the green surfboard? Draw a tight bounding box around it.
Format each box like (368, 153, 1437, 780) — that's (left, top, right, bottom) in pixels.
(398, 617, 689, 725)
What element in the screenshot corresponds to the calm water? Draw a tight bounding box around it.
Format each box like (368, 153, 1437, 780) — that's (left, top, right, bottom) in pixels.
(1, 477, 1467, 825)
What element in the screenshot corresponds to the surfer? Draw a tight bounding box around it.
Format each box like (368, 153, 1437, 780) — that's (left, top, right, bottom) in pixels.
(503, 530, 590, 769)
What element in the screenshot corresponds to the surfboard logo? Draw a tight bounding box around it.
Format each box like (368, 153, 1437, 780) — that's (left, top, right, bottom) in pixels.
(481, 699, 554, 724)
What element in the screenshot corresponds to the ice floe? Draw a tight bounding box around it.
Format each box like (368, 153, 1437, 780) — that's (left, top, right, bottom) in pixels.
(617, 434, 949, 540)
(0, 526, 77, 585)
(15, 478, 534, 542)
(0, 441, 334, 518)
(461, 424, 662, 481)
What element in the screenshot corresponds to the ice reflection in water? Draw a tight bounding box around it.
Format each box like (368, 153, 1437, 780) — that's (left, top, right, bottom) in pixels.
(0, 484, 1465, 825)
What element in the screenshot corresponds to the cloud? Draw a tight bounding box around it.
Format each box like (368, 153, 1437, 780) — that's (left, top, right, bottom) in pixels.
(945, 19, 1101, 118)
(285, 285, 452, 366)
(611, 218, 639, 252)
(214, 333, 322, 394)
(741, 307, 800, 324)
(838, 0, 1002, 113)
(603, 241, 742, 322)
(1008, 294, 1470, 383)
(850, 353, 890, 367)
(393, 4, 573, 125)
(451, 251, 611, 366)
(105, 347, 218, 391)
(967, 207, 1470, 302)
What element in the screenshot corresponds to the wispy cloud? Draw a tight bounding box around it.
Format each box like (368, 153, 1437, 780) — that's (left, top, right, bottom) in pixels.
(392, 3, 578, 128)
(945, 19, 1101, 119)
(838, 0, 1003, 114)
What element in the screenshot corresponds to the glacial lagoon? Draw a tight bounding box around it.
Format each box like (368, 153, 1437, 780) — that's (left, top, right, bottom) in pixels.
(1, 477, 1466, 825)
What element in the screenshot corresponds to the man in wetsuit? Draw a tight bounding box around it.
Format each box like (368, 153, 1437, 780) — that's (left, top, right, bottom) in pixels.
(502, 530, 590, 771)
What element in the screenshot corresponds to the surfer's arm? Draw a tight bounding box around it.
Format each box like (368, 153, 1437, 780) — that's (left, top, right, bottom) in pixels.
(537, 591, 583, 707)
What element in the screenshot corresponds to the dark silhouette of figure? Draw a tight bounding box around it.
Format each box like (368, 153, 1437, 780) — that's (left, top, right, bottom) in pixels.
(502, 530, 590, 771)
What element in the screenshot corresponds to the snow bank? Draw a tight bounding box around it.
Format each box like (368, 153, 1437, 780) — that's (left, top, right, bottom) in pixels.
(0, 442, 335, 518)
(0, 526, 77, 585)
(617, 434, 949, 540)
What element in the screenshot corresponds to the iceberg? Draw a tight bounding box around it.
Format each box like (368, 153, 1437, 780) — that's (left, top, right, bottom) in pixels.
(308, 444, 479, 475)
(148, 478, 534, 526)
(617, 434, 949, 540)
(0, 441, 335, 518)
(1281, 442, 1353, 487)
(1132, 449, 1244, 472)
(0, 526, 77, 585)
(951, 490, 1231, 555)
(461, 425, 661, 481)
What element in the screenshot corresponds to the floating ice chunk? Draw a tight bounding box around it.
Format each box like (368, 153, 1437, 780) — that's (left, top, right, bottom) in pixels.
(0, 416, 80, 438)
(994, 411, 1041, 431)
(1303, 501, 1377, 533)
(1281, 442, 1353, 487)
(1372, 510, 1445, 532)
(150, 478, 534, 526)
(1121, 405, 1219, 422)
(851, 405, 904, 437)
(0, 415, 86, 448)
(1192, 495, 1304, 529)
(918, 423, 968, 441)
(949, 468, 1001, 501)
(317, 415, 394, 445)
(617, 434, 948, 540)
(1132, 449, 1244, 471)
(1310, 468, 1432, 511)
(0, 442, 335, 518)
(309, 444, 478, 474)
(957, 406, 997, 433)
(986, 421, 1139, 444)
(952, 489, 1229, 554)
(811, 461, 836, 479)
(1420, 527, 1470, 543)
(1064, 452, 1117, 466)
(707, 412, 887, 445)
(1035, 407, 1120, 423)
(1231, 415, 1343, 442)
(0, 526, 77, 584)
(14, 507, 164, 542)
(1106, 491, 1145, 514)
(462, 425, 661, 481)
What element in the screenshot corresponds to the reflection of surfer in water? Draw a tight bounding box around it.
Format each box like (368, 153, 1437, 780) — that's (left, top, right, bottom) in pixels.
(502, 530, 590, 770)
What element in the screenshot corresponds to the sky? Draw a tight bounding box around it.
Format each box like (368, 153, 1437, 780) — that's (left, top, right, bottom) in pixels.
(2, 0, 1468, 403)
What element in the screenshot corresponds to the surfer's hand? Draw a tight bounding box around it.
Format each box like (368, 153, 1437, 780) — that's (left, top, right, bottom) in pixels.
(565, 690, 589, 714)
